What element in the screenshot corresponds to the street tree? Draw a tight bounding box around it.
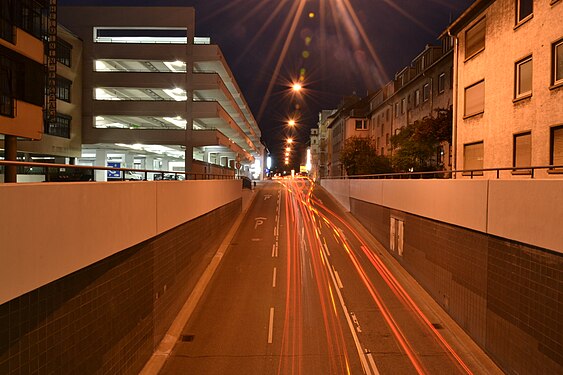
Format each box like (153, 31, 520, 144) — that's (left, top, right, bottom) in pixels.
(339, 136, 392, 176)
(391, 108, 452, 172)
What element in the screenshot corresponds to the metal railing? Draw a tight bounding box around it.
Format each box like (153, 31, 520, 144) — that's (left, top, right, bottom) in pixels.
(322, 165, 563, 180)
(0, 160, 236, 182)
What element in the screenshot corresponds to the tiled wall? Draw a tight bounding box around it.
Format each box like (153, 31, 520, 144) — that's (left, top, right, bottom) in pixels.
(350, 198, 563, 375)
(0, 198, 241, 375)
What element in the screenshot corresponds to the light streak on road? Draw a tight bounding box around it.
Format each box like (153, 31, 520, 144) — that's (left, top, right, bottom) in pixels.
(275, 176, 475, 374)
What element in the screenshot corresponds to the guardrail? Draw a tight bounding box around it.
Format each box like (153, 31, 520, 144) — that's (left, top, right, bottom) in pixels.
(0, 160, 236, 182)
(322, 165, 563, 180)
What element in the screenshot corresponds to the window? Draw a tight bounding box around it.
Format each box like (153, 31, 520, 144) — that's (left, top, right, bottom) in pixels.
(20, 0, 43, 39)
(390, 217, 404, 256)
(464, 142, 484, 173)
(551, 125, 563, 168)
(0, 56, 13, 117)
(438, 73, 446, 94)
(56, 76, 71, 102)
(414, 89, 420, 107)
(401, 98, 406, 114)
(516, 0, 533, 24)
(513, 132, 531, 171)
(464, 80, 485, 117)
(394, 102, 399, 118)
(45, 113, 72, 138)
(515, 56, 532, 98)
(553, 38, 563, 86)
(355, 119, 367, 130)
(386, 133, 390, 146)
(386, 108, 390, 121)
(0, 0, 15, 43)
(423, 83, 430, 102)
(57, 39, 72, 67)
(465, 17, 486, 59)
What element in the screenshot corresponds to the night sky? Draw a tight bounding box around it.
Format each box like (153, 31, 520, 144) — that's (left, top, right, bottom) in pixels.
(59, 0, 474, 169)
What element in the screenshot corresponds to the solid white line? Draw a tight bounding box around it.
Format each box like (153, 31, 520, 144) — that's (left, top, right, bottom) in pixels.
(274, 243, 278, 258)
(272, 244, 276, 257)
(334, 270, 344, 289)
(272, 267, 277, 288)
(268, 307, 275, 344)
(366, 352, 381, 375)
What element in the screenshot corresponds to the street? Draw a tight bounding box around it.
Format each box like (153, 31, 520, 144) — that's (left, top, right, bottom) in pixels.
(160, 179, 500, 375)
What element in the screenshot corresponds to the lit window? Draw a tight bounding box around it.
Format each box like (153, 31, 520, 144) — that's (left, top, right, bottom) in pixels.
(464, 142, 484, 174)
(516, 0, 533, 24)
(438, 73, 446, 94)
(513, 132, 531, 171)
(465, 17, 486, 59)
(515, 56, 532, 98)
(553, 38, 563, 86)
(464, 80, 485, 117)
(56, 76, 72, 102)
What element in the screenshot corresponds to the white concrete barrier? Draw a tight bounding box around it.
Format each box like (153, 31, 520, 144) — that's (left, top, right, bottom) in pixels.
(0, 180, 241, 304)
(321, 178, 563, 254)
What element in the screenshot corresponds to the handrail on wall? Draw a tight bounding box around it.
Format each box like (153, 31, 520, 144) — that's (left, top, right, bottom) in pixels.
(322, 165, 563, 180)
(0, 160, 237, 182)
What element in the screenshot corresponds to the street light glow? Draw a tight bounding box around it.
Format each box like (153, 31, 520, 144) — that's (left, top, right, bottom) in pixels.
(291, 82, 302, 92)
(288, 119, 296, 126)
(287, 138, 293, 144)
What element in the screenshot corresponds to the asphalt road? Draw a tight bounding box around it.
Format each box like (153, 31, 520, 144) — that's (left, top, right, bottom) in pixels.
(159, 179, 502, 375)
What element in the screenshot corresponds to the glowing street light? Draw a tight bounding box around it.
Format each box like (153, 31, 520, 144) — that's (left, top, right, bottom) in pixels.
(287, 119, 296, 127)
(291, 82, 302, 92)
(286, 147, 291, 152)
(287, 138, 293, 144)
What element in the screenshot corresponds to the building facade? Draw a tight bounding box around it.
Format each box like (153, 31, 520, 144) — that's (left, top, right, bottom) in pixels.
(59, 6, 262, 180)
(0, 0, 48, 182)
(445, 0, 563, 177)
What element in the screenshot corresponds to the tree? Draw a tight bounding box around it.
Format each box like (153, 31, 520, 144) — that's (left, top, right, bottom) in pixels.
(391, 108, 452, 172)
(339, 136, 392, 176)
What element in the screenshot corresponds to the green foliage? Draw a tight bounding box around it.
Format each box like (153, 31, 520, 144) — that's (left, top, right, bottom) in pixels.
(339, 136, 392, 176)
(391, 108, 452, 172)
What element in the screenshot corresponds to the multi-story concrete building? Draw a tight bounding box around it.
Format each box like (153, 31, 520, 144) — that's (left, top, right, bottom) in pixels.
(444, 0, 563, 177)
(1, 0, 49, 182)
(59, 6, 262, 180)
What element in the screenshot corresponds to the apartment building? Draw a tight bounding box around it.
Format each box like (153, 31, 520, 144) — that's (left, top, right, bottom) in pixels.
(444, 0, 563, 177)
(0, 0, 48, 182)
(16, 25, 83, 166)
(368, 40, 454, 168)
(326, 96, 372, 177)
(59, 6, 262, 180)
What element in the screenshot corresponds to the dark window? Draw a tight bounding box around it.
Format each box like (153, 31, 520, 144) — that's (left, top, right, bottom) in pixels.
(551, 125, 563, 168)
(515, 55, 532, 98)
(45, 113, 72, 138)
(0, 55, 14, 117)
(553, 38, 563, 86)
(57, 39, 72, 67)
(423, 83, 430, 102)
(19, 0, 44, 39)
(465, 17, 486, 59)
(414, 89, 420, 107)
(516, 0, 533, 24)
(513, 132, 531, 170)
(438, 73, 446, 94)
(401, 98, 406, 114)
(56, 76, 71, 102)
(355, 119, 367, 130)
(0, 0, 15, 43)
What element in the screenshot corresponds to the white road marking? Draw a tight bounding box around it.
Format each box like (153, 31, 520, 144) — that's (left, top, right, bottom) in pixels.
(264, 194, 272, 200)
(272, 267, 277, 287)
(274, 243, 278, 258)
(334, 269, 344, 289)
(254, 217, 267, 229)
(272, 244, 276, 257)
(366, 351, 381, 375)
(351, 312, 362, 332)
(268, 307, 275, 344)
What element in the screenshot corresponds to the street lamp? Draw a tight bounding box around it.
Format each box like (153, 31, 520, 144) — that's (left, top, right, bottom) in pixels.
(287, 119, 296, 127)
(291, 82, 302, 92)
(287, 138, 293, 144)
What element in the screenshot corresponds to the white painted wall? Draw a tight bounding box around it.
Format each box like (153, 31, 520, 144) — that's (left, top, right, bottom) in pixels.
(322, 178, 563, 254)
(0, 180, 241, 304)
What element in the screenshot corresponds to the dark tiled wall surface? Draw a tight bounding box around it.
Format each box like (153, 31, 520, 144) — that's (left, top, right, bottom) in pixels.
(350, 198, 563, 375)
(0, 198, 241, 375)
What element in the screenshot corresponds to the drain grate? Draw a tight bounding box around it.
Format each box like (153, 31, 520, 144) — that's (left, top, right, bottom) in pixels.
(432, 323, 444, 330)
(180, 334, 195, 342)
